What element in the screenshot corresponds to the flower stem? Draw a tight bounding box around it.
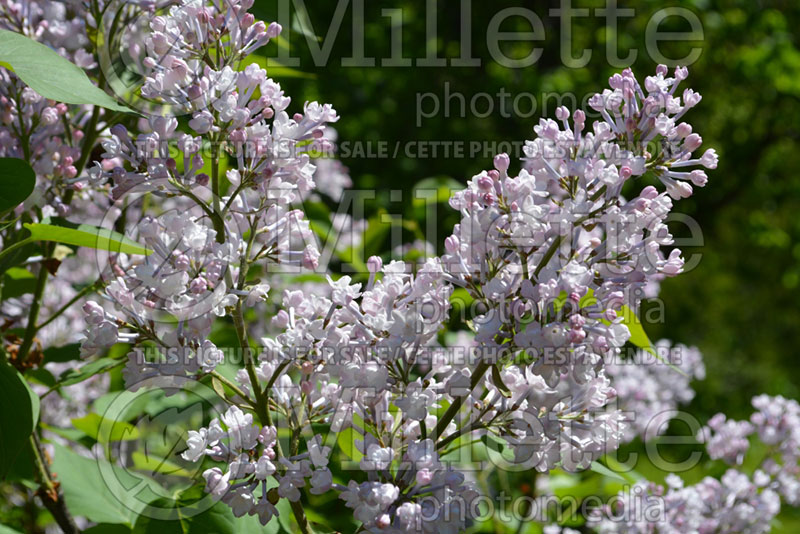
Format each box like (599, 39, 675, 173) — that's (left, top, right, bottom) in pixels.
(30, 433, 80, 534)
(17, 253, 50, 363)
(432, 359, 490, 443)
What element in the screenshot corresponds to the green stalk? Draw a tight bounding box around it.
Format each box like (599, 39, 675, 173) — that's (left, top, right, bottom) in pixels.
(16, 252, 50, 363)
(35, 279, 101, 333)
(30, 433, 79, 534)
(432, 359, 490, 442)
(0, 237, 34, 263)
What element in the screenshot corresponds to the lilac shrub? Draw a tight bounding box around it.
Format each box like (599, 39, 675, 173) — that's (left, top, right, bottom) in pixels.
(0, 1, 797, 533)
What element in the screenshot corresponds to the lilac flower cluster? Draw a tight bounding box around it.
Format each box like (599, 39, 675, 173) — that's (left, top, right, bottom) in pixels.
(169, 63, 722, 529)
(700, 394, 800, 505)
(4, 2, 800, 533)
(591, 472, 780, 534)
(436, 66, 716, 474)
(607, 340, 705, 442)
(592, 395, 799, 533)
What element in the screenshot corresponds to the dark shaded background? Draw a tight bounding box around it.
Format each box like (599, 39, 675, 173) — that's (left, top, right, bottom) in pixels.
(253, 0, 800, 423)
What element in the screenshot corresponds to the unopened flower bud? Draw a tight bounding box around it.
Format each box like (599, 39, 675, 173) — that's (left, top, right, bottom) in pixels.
(367, 255, 383, 273)
(493, 153, 510, 172)
(684, 133, 702, 152)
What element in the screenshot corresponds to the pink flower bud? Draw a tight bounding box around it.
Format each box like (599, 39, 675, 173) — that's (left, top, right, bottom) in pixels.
(701, 148, 718, 169)
(493, 153, 510, 172)
(444, 235, 460, 254)
(266, 22, 282, 38)
(229, 129, 247, 143)
(640, 185, 659, 200)
(174, 254, 190, 271)
(416, 468, 434, 485)
(477, 174, 494, 191)
(190, 277, 208, 294)
(569, 328, 586, 344)
(569, 314, 586, 328)
(272, 309, 290, 329)
(377, 515, 391, 529)
(367, 255, 383, 273)
(690, 170, 708, 187)
(303, 245, 320, 271)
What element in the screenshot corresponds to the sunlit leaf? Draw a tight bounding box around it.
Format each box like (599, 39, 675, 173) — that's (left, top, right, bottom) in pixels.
(0, 29, 131, 112)
(24, 222, 151, 256)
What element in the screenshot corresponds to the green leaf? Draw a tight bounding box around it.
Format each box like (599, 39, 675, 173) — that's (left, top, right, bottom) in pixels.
(51, 443, 153, 525)
(0, 525, 25, 534)
(336, 426, 364, 463)
(0, 29, 131, 112)
(24, 222, 151, 256)
(0, 361, 39, 479)
(41, 422, 94, 445)
(58, 357, 125, 387)
(491, 364, 512, 398)
(589, 460, 627, 482)
(336, 412, 365, 462)
(2, 267, 37, 299)
(0, 236, 36, 277)
(131, 451, 193, 478)
(480, 432, 516, 463)
(84, 524, 133, 534)
(361, 211, 392, 259)
(132, 484, 290, 534)
(44, 343, 81, 363)
(71, 413, 140, 443)
(602, 455, 644, 483)
(617, 305, 656, 356)
(412, 176, 463, 206)
(0, 158, 35, 212)
(26, 367, 56, 387)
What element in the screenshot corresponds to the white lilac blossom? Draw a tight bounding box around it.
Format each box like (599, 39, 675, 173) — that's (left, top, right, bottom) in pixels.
(438, 65, 714, 473)
(59, 8, 732, 526)
(607, 340, 705, 442)
(593, 395, 800, 533)
(7, 2, 793, 532)
(182, 405, 299, 525)
(81, 0, 337, 387)
(0, 0, 114, 216)
(699, 394, 800, 505)
(591, 472, 780, 534)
